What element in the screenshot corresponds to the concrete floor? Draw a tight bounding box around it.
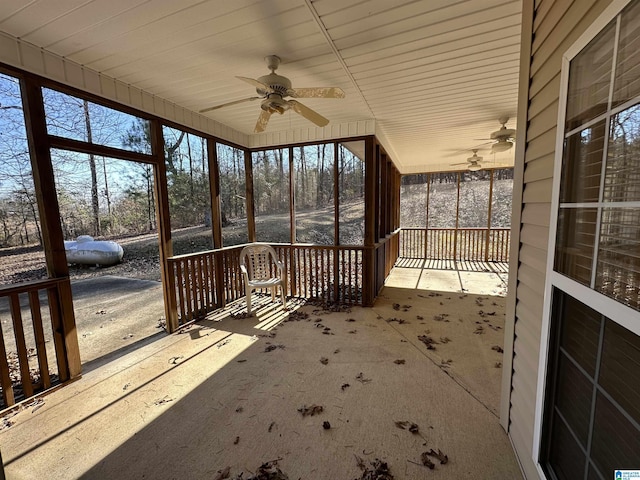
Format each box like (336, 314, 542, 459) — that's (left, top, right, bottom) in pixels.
(0, 263, 521, 479)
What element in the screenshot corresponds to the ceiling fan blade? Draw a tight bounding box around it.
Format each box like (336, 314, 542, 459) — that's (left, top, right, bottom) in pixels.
(199, 97, 260, 114)
(237, 76, 274, 94)
(288, 100, 329, 127)
(254, 109, 272, 133)
(289, 87, 345, 99)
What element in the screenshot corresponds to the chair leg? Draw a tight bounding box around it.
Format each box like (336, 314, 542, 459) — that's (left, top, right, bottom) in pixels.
(281, 286, 286, 308)
(271, 286, 276, 302)
(247, 290, 252, 314)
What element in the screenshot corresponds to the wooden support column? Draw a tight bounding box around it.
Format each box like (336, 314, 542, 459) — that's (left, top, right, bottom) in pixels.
(207, 140, 226, 307)
(362, 137, 377, 306)
(289, 146, 295, 244)
(244, 148, 256, 243)
(208, 139, 223, 248)
(425, 174, 431, 259)
(334, 143, 340, 245)
(150, 121, 177, 332)
(485, 169, 495, 262)
(454, 172, 461, 261)
(20, 76, 81, 379)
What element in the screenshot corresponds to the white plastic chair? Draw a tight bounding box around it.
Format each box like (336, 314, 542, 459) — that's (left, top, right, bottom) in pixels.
(239, 243, 287, 314)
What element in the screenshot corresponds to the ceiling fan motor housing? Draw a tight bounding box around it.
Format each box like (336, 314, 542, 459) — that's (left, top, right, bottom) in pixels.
(256, 73, 292, 96)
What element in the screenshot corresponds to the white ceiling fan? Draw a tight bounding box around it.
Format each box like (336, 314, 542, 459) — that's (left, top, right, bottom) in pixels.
(199, 55, 345, 133)
(451, 149, 484, 171)
(476, 116, 516, 153)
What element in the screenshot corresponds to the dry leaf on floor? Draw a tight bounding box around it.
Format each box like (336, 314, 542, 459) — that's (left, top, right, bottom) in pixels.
(355, 372, 372, 384)
(320, 357, 329, 365)
(417, 335, 437, 350)
(213, 466, 231, 480)
(341, 383, 350, 391)
(323, 421, 331, 429)
(492, 345, 504, 353)
(268, 421, 276, 432)
(153, 396, 174, 406)
(392, 303, 401, 311)
(387, 317, 409, 324)
(233, 436, 240, 445)
(235, 406, 243, 413)
(427, 448, 449, 464)
(440, 336, 451, 344)
(394, 420, 420, 434)
(346, 318, 356, 322)
(420, 452, 435, 469)
(348, 329, 357, 334)
(355, 457, 394, 480)
(298, 404, 324, 417)
(393, 359, 405, 365)
(264, 344, 285, 352)
(495, 362, 503, 368)
(474, 326, 484, 335)
(242, 460, 289, 480)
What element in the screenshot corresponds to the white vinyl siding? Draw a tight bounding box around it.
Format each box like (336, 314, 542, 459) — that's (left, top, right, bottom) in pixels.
(508, 0, 615, 478)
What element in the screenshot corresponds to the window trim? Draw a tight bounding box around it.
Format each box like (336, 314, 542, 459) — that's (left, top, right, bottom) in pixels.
(532, 0, 640, 477)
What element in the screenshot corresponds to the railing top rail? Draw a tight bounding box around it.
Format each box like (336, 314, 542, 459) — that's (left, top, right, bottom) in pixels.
(0, 276, 68, 296)
(399, 227, 511, 231)
(167, 242, 367, 262)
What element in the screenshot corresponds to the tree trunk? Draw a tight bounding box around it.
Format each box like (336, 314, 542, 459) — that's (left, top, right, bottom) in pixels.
(83, 100, 100, 237)
(102, 157, 113, 233)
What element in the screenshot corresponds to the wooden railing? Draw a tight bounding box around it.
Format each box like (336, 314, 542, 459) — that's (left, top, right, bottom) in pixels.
(399, 228, 510, 262)
(0, 277, 76, 408)
(167, 243, 366, 328)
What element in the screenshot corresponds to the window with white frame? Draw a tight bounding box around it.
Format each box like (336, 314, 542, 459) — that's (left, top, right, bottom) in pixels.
(541, 1, 640, 479)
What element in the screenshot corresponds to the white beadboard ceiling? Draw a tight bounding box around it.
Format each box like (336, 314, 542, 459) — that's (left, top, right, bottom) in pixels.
(0, 0, 521, 173)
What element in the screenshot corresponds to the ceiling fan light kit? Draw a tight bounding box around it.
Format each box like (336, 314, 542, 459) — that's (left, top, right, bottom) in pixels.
(200, 55, 345, 133)
(491, 140, 513, 153)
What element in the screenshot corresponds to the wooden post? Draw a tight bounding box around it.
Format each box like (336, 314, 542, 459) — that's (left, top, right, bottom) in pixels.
(208, 139, 223, 248)
(485, 169, 495, 262)
(454, 172, 461, 261)
(20, 76, 81, 379)
(425, 173, 430, 260)
(150, 121, 177, 332)
(244, 148, 256, 243)
(334, 142, 340, 245)
(289, 146, 295, 244)
(362, 137, 377, 306)
(206, 140, 226, 307)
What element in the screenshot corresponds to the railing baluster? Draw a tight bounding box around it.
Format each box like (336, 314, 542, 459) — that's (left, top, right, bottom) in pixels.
(28, 291, 51, 390)
(10, 294, 33, 398)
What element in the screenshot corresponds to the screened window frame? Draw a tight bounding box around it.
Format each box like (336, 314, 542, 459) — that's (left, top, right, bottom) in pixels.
(534, 0, 640, 477)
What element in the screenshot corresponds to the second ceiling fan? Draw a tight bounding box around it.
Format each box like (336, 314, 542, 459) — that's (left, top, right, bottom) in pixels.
(199, 55, 345, 133)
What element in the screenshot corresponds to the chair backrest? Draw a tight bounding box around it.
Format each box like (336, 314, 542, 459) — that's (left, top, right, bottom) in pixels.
(240, 244, 280, 281)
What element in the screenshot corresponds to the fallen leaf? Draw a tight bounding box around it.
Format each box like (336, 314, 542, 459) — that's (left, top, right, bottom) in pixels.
(492, 345, 504, 353)
(298, 404, 324, 417)
(213, 466, 231, 480)
(427, 448, 449, 464)
(420, 452, 435, 469)
(233, 436, 240, 445)
(393, 359, 405, 365)
(320, 357, 329, 365)
(341, 383, 350, 391)
(322, 421, 331, 430)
